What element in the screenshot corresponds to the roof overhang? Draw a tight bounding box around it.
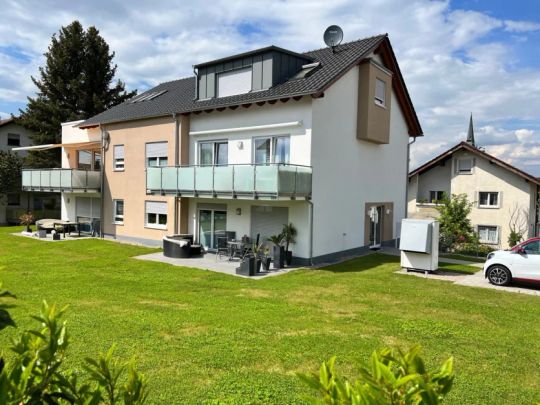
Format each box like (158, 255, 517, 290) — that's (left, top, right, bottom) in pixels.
(12, 141, 101, 152)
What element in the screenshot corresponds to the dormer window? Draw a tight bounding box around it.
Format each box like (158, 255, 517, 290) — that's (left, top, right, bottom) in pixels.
(375, 78, 386, 106)
(217, 67, 252, 98)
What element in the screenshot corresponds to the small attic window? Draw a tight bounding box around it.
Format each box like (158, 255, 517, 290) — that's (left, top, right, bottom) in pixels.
(130, 90, 167, 103)
(292, 61, 321, 80)
(217, 67, 252, 98)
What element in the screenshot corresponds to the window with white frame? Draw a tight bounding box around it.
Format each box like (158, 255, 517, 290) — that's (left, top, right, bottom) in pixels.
(253, 136, 290, 164)
(113, 145, 125, 171)
(478, 225, 498, 244)
(7, 133, 20, 146)
(146, 142, 168, 167)
(198, 141, 228, 166)
(217, 67, 252, 98)
(456, 158, 473, 174)
(478, 192, 499, 208)
(145, 201, 167, 229)
(375, 78, 386, 106)
(429, 191, 445, 203)
(113, 200, 124, 224)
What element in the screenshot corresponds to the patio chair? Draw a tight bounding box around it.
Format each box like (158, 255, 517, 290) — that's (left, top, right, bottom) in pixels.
(216, 236, 229, 260)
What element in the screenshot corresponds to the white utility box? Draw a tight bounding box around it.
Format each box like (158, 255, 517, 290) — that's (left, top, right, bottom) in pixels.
(399, 219, 439, 272)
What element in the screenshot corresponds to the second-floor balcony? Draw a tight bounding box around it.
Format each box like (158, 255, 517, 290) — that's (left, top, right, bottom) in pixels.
(146, 164, 312, 200)
(22, 169, 101, 193)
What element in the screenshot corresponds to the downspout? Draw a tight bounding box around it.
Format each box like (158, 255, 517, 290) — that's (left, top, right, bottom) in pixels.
(308, 199, 314, 266)
(173, 113, 179, 234)
(99, 125, 106, 238)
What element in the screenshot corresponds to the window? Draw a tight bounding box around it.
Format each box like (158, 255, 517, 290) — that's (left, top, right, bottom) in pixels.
(456, 159, 473, 174)
(113, 145, 125, 171)
(522, 240, 540, 254)
(479, 192, 499, 208)
(217, 67, 252, 97)
(198, 141, 228, 165)
(113, 200, 124, 224)
(7, 133, 20, 147)
(146, 142, 168, 167)
(375, 78, 386, 106)
(253, 136, 290, 164)
(7, 193, 20, 206)
(478, 225, 498, 244)
(145, 201, 167, 229)
(429, 191, 445, 203)
(77, 150, 92, 170)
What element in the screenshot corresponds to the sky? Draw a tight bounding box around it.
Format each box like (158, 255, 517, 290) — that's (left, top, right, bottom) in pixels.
(1, 0, 540, 173)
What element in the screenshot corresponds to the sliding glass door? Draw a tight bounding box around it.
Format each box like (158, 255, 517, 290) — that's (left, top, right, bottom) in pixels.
(199, 141, 228, 166)
(253, 136, 290, 164)
(198, 209, 227, 250)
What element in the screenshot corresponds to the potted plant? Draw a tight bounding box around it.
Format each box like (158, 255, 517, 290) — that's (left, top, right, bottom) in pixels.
(268, 233, 285, 269)
(252, 243, 263, 273)
(261, 247, 271, 271)
(19, 212, 35, 234)
(282, 223, 297, 266)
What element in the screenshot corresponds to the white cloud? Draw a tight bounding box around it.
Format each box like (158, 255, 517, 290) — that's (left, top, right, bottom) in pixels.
(1, 0, 540, 173)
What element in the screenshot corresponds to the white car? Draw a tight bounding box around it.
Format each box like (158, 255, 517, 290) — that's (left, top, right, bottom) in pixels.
(483, 238, 540, 286)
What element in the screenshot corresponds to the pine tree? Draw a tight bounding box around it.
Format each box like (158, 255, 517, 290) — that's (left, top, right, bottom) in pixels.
(17, 21, 136, 168)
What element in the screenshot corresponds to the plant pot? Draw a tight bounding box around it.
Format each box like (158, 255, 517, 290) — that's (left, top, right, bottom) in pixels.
(52, 233, 61, 241)
(236, 256, 256, 276)
(262, 257, 271, 271)
(285, 251, 293, 266)
(255, 259, 262, 273)
(272, 246, 285, 269)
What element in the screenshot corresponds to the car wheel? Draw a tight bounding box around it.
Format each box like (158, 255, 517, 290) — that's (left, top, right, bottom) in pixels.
(487, 265, 511, 286)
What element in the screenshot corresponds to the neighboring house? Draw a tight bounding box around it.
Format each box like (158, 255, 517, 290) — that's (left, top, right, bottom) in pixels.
(21, 34, 423, 264)
(0, 117, 60, 224)
(408, 121, 539, 249)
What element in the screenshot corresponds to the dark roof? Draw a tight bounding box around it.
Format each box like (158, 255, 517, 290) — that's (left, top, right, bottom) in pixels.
(80, 34, 422, 136)
(194, 45, 313, 68)
(409, 141, 540, 186)
(0, 117, 15, 127)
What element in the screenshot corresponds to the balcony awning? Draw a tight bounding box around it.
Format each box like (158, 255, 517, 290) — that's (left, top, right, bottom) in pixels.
(12, 141, 101, 151)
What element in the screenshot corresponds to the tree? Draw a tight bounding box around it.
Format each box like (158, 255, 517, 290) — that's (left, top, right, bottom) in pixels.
(436, 194, 475, 251)
(0, 151, 22, 195)
(17, 20, 136, 168)
(508, 204, 529, 247)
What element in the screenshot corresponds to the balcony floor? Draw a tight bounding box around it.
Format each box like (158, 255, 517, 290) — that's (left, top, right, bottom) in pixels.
(133, 251, 303, 279)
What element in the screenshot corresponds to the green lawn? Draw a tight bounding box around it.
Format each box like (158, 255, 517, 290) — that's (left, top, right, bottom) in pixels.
(0, 226, 538, 404)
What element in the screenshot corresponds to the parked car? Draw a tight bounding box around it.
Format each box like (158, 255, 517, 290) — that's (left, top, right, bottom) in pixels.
(483, 237, 540, 286)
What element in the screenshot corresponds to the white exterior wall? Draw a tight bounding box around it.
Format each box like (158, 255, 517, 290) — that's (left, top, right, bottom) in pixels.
(186, 198, 310, 258)
(189, 99, 312, 166)
(311, 66, 410, 258)
(416, 163, 451, 202)
(0, 122, 34, 156)
(61, 192, 101, 221)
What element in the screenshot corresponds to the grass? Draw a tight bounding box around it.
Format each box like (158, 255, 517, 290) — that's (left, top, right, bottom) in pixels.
(0, 226, 539, 404)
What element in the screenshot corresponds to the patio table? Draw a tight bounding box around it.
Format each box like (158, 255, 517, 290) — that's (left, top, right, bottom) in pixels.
(227, 241, 252, 261)
(53, 221, 81, 239)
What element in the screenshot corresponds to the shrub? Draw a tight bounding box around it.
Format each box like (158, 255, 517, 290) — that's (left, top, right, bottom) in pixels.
(0, 288, 148, 404)
(436, 194, 475, 252)
(298, 345, 454, 404)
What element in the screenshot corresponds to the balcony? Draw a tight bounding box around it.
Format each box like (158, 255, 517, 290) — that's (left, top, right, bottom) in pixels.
(22, 169, 101, 192)
(146, 164, 312, 200)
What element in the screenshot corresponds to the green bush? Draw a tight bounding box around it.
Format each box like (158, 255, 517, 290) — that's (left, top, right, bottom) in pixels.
(453, 242, 495, 257)
(298, 345, 454, 404)
(0, 286, 148, 404)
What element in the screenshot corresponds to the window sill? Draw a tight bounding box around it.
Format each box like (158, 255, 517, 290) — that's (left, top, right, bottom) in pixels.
(145, 225, 167, 230)
(478, 205, 500, 209)
(456, 171, 473, 175)
(113, 169, 125, 172)
(374, 101, 387, 109)
(113, 222, 124, 226)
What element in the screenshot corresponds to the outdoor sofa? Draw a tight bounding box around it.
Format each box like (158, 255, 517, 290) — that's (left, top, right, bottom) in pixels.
(163, 234, 202, 258)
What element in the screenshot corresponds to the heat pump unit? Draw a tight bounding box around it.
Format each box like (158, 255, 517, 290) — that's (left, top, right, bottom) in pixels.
(399, 219, 439, 272)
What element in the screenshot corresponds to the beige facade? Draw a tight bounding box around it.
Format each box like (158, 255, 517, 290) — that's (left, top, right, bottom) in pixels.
(101, 117, 179, 242)
(408, 146, 539, 249)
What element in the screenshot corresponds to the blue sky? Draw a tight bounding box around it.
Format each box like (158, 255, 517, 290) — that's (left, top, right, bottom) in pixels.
(1, 0, 540, 173)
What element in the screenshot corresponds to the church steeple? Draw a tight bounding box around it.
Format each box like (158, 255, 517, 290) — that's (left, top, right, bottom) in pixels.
(467, 113, 475, 147)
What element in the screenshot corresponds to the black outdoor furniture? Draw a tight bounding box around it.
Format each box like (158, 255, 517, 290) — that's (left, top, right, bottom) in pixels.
(163, 234, 202, 258)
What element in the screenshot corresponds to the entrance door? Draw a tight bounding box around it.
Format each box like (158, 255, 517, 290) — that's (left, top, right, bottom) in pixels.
(198, 209, 227, 250)
(368, 205, 383, 247)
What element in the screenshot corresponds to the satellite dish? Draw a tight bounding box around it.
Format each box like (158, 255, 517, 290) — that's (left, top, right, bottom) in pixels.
(324, 25, 343, 52)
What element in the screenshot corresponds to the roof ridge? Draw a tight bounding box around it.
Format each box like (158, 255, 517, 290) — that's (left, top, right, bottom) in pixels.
(302, 33, 387, 55)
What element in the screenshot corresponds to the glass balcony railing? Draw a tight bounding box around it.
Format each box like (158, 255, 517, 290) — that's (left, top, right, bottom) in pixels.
(22, 169, 101, 192)
(147, 164, 312, 199)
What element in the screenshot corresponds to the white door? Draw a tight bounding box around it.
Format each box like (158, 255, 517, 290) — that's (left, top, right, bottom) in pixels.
(511, 240, 540, 281)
